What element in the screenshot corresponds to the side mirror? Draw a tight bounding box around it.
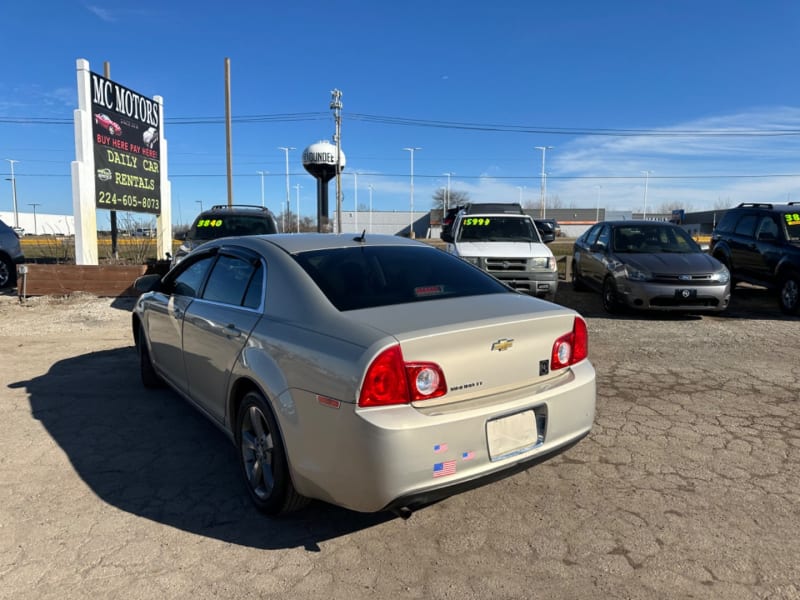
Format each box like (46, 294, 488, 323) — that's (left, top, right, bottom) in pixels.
(134, 273, 162, 294)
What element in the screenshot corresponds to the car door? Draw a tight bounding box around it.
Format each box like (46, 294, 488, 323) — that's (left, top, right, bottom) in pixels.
(583, 224, 612, 288)
(146, 252, 217, 395)
(181, 247, 265, 423)
(728, 213, 758, 278)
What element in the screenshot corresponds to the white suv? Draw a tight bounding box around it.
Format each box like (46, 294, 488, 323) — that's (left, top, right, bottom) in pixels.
(442, 210, 558, 301)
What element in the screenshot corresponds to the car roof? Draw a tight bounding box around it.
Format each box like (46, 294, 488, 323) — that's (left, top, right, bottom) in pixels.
(246, 233, 422, 255)
(196, 204, 276, 217)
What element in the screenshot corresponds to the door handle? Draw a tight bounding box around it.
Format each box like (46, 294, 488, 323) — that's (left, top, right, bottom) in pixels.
(223, 324, 242, 339)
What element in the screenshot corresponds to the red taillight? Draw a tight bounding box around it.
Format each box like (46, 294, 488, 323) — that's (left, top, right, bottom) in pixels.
(551, 317, 589, 370)
(358, 345, 447, 407)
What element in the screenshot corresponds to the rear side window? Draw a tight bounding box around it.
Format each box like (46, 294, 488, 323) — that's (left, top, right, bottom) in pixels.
(294, 246, 510, 311)
(714, 211, 739, 234)
(203, 254, 263, 307)
(733, 215, 758, 238)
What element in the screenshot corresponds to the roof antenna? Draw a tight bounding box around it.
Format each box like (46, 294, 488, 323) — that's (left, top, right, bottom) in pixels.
(354, 229, 366, 243)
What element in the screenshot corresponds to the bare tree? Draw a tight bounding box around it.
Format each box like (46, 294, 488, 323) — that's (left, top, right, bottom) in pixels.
(432, 188, 470, 210)
(658, 201, 694, 213)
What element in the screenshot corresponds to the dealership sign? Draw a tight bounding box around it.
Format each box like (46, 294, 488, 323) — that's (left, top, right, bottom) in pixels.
(90, 73, 161, 215)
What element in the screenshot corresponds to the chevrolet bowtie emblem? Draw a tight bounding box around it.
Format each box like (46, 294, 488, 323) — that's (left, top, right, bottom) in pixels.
(491, 338, 514, 352)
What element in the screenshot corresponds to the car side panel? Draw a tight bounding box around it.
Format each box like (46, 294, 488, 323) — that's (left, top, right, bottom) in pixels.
(182, 300, 261, 423)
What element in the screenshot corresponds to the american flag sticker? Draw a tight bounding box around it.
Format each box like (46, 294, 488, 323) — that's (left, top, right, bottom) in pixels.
(433, 460, 457, 478)
(433, 443, 448, 453)
(462, 450, 475, 461)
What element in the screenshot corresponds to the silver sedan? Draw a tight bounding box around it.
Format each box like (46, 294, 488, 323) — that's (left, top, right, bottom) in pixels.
(572, 221, 731, 314)
(133, 234, 595, 515)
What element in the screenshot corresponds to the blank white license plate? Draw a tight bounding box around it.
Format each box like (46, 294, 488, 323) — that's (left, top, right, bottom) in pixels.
(486, 410, 538, 460)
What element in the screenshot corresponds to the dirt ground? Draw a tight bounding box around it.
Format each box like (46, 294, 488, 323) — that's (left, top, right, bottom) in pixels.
(1, 284, 799, 600)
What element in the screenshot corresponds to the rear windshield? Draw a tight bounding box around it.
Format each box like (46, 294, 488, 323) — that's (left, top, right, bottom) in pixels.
(189, 215, 277, 241)
(294, 245, 510, 311)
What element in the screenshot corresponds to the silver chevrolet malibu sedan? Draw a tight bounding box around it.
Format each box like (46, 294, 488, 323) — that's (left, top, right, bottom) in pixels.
(133, 234, 596, 516)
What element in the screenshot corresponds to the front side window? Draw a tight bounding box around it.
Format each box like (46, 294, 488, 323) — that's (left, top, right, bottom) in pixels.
(171, 255, 216, 297)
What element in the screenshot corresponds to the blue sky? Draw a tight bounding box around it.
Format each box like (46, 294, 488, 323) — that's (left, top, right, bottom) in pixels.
(3, 0, 800, 227)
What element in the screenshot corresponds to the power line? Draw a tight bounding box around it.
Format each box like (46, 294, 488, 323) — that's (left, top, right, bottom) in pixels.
(4, 111, 800, 137)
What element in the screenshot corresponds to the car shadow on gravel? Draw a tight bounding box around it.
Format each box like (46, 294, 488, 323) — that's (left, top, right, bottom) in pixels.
(555, 282, 796, 321)
(11, 347, 394, 551)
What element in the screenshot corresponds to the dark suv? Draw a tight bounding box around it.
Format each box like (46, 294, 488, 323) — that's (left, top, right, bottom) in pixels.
(0, 218, 24, 289)
(173, 205, 279, 266)
(709, 202, 800, 314)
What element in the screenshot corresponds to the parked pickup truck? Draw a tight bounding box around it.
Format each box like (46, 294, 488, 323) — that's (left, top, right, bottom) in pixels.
(441, 208, 558, 301)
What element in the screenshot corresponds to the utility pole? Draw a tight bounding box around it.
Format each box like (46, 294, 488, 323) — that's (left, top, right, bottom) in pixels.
(330, 89, 343, 233)
(353, 172, 358, 232)
(225, 58, 233, 206)
(4, 159, 19, 229)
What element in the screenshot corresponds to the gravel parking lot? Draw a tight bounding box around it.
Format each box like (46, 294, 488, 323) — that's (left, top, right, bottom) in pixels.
(1, 284, 799, 599)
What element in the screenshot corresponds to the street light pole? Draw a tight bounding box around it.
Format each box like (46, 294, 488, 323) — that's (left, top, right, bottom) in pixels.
(534, 146, 553, 218)
(368, 184, 373, 233)
(257, 170, 268, 208)
(443, 172, 454, 212)
(353, 172, 358, 232)
(641, 170, 652, 220)
(595, 185, 602, 222)
(28, 203, 40, 235)
(294, 184, 302, 232)
(5, 159, 19, 229)
(278, 147, 295, 232)
(196, 200, 203, 213)
(403, 147, 421, 238)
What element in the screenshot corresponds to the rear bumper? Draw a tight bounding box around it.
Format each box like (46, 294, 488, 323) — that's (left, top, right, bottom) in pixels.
(285, 360, 595, 513)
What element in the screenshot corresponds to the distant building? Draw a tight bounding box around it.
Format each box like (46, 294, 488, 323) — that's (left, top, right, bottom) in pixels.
(0, 211, 75, 235)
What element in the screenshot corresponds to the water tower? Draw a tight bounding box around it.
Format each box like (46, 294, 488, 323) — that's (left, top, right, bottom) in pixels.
(302, 140, 346, 232)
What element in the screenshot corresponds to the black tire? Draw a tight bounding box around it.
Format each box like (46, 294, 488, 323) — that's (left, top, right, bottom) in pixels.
(237, 391, 308, 515)
(778, 272, 800, 315)
(602, 277, 621, 314)
(138, 325, 164, 388)
(0, 256, 14, 289)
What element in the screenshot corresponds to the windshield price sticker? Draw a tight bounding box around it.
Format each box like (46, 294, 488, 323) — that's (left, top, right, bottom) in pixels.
(463, 218, 491, 226)
(197, 219, 224, 228)
(784, 213, 800, 227)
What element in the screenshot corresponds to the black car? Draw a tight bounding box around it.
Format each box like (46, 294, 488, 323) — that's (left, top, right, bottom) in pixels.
(173, 205, 279, 266)
(709, 202, 800, 314)
(533, 218, 559, 244)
